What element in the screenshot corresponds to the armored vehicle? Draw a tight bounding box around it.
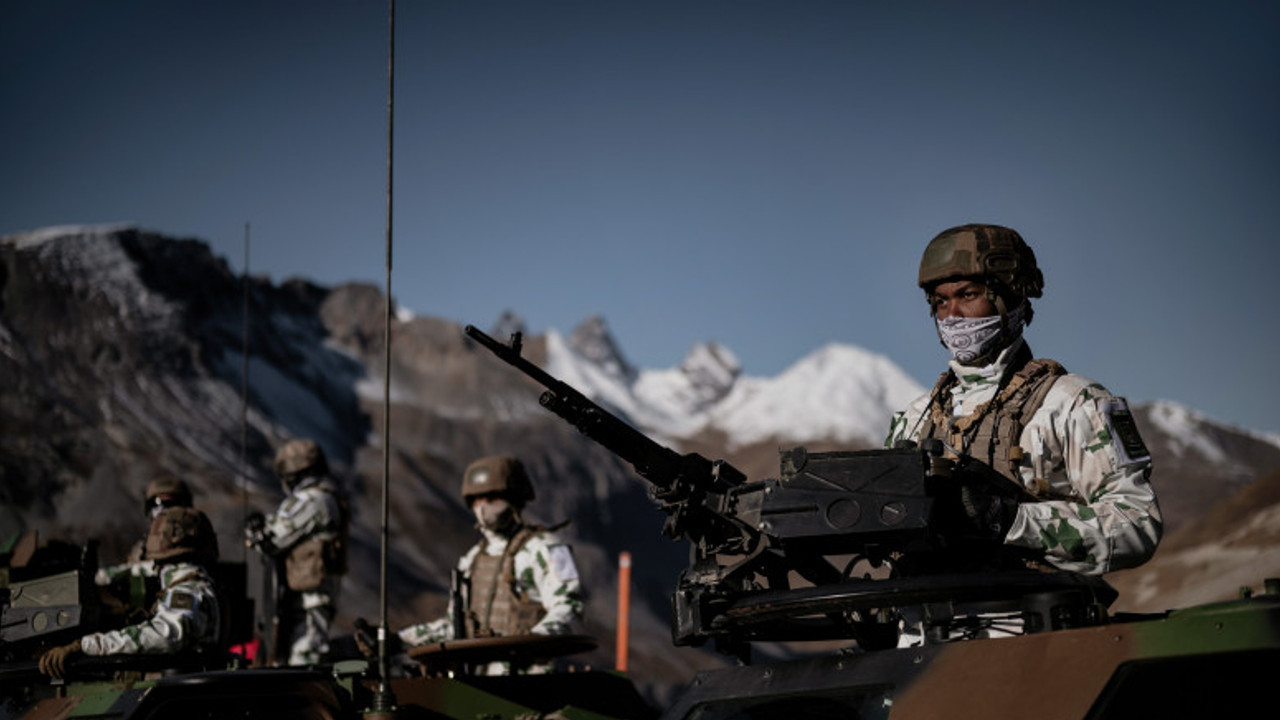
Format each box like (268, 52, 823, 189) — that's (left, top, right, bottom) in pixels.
(3, 328, 1277, 719)
(460, 326, 1280, 720)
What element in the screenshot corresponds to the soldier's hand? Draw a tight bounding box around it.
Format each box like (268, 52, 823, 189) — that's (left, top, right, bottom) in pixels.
(246, 511, 265, 532)
(244, 512, 266, 548)
(354, 618, 376, 658)
(38, 638, 82, 679)
(355, 633, 374, 658)
(932, 481, 1019, 542)
(957, 485, 1020, 540)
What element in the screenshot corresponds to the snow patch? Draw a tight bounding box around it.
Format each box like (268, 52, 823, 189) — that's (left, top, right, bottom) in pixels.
(3, 222, 137, 247)
(1144, 400, 1228, 463)
(548, 328, 925, 450)
(708, 344, 924, 448)
(8, 225, 181, 334)
(242, 356, 348, 454)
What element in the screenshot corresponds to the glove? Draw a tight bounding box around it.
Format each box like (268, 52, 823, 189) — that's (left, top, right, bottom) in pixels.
(932, 481, 1020, 542)
(38, 638, 82, 678)
(353, 618, 403, 658)
(244, 512, 266, 549)
(354, 618, 377, 658)
(958, 485, 1020, 540)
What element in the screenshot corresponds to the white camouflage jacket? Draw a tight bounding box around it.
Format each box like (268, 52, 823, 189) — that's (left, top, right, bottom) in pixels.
(886, 339, 1163, 575)
(398, 527, 584, 647)
(263, 476, 345, 554)
(80, 562, 221, 656)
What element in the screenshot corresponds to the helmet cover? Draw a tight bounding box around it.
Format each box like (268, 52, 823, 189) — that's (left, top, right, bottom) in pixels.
(460, 456, 535, 507)
(274, 439, 329, 482)
(143, 475, 193, 516)
(918, 224, 1044, 305)
(145, 507, 219, 564)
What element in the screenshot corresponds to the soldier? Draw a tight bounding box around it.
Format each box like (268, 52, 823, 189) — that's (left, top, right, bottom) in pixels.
(95, 475, 194, 586)
(246, 438, 348, 666)
(396, 456, 584, 675)
(886, 224, 1162, 579)
(38, 507, 222, 678)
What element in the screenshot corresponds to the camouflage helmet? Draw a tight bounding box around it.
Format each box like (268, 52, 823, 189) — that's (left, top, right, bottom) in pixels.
(143, 475, 193, 516)
(918, 224, 1044, 315)
(460, 456, 535, 507)
(144, 507, 219, 564)
(274, 439, 329, 485)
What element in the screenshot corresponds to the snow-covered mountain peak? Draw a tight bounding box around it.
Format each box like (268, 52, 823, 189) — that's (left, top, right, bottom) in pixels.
(3, 224, 181, 335)
(547, 322, 927, 450)
(4, 222, 137, 248)
(706, 342, 925, 448)
(1144, 399, 1280, 460)
(568, 315, 636, 386)
(489, 309, 527, 340)
(680, 342, 740, 392)
(630, 343, 741, 435)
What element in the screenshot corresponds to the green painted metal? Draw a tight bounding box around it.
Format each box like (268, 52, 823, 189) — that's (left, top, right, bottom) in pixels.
(1132, 594, 1280, 658)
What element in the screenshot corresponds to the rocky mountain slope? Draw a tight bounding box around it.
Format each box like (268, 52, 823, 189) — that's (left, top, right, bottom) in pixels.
(3, 225, 1278, 697)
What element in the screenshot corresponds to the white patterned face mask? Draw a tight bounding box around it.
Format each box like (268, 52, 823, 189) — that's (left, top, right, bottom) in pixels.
(936, 304, 1025, 364)
(474, 497, 518, 533)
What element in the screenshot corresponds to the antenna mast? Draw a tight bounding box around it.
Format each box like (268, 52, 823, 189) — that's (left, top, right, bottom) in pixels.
(240, 221, 251, 563)
(369, 0, 398, 716)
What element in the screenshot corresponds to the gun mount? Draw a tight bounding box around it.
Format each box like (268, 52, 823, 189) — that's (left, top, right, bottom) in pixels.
(0, 534, 105, 663)
(464, 325, 1105, 655)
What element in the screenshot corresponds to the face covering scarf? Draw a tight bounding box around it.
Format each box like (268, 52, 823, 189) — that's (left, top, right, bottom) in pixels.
(936, 303, 1026, 364)
(474, 498, 518, 534)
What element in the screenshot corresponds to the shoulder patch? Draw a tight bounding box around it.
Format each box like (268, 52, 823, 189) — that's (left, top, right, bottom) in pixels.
(1100, 398, 1151, 464)
(547, 545, 579, 582)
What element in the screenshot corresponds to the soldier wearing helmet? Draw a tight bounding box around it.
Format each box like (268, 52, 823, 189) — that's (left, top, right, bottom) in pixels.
(246, 438, 349, 666)
(39, 507, 223, 678)
(395, 456, 584, 675)
(144, 475, 195, 518)
(886, 224, 1162, 587)
(95, 475, 196, 587)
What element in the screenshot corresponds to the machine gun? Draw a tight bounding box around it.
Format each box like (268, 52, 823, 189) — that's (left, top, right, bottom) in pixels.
(464, 325, 1110, 654)
(1, 534, 109, 664)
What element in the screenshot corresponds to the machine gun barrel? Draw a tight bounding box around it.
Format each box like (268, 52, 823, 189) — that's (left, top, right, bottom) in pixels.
(463, 325, 747, 539)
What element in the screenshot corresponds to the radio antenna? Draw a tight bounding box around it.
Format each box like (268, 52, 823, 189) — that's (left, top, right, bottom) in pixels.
(240, 221, 251, 564)
(368, 0, 398, 716)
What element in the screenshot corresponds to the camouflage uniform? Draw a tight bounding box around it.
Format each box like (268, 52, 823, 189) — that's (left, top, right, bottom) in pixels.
(883, 224, 1162, 648)
(397, 525, 584, 675)
(39, 507, 222, 678)
(397, 456, 584, 676)
(260, 473, 347, 666)
(81, 562, 221, 656)
(886, 336, 1162, 575)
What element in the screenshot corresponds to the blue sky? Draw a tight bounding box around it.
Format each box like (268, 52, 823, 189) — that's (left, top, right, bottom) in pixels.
(3, 1, 1278, 434)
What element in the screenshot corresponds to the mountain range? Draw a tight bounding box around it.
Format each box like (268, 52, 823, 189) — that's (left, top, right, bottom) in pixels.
(3, 225, 1279, 699)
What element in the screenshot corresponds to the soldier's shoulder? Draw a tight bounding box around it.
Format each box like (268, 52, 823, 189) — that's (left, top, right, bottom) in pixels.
(1044, 370, 1114, 401)
(160, 562, 215, 589)
(314, 476, 346, 495)
(895, 387, 935, 419)
(1031, 368, 1132, 420)
(522, 527, 570, 551)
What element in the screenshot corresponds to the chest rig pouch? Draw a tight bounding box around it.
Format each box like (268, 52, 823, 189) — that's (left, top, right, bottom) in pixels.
(921, 352, 1067, 495)
(284, 485, 350, 592)
(466, 526, 547, 637)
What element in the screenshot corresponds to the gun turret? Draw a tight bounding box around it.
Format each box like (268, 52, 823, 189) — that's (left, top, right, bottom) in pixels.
(464, 325, 1089, 653)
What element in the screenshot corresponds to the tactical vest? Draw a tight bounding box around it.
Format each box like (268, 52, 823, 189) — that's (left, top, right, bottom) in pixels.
(284, 480, 350, 592)
(919, 348, 1067, 497)
(465, 526, 547, 638)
